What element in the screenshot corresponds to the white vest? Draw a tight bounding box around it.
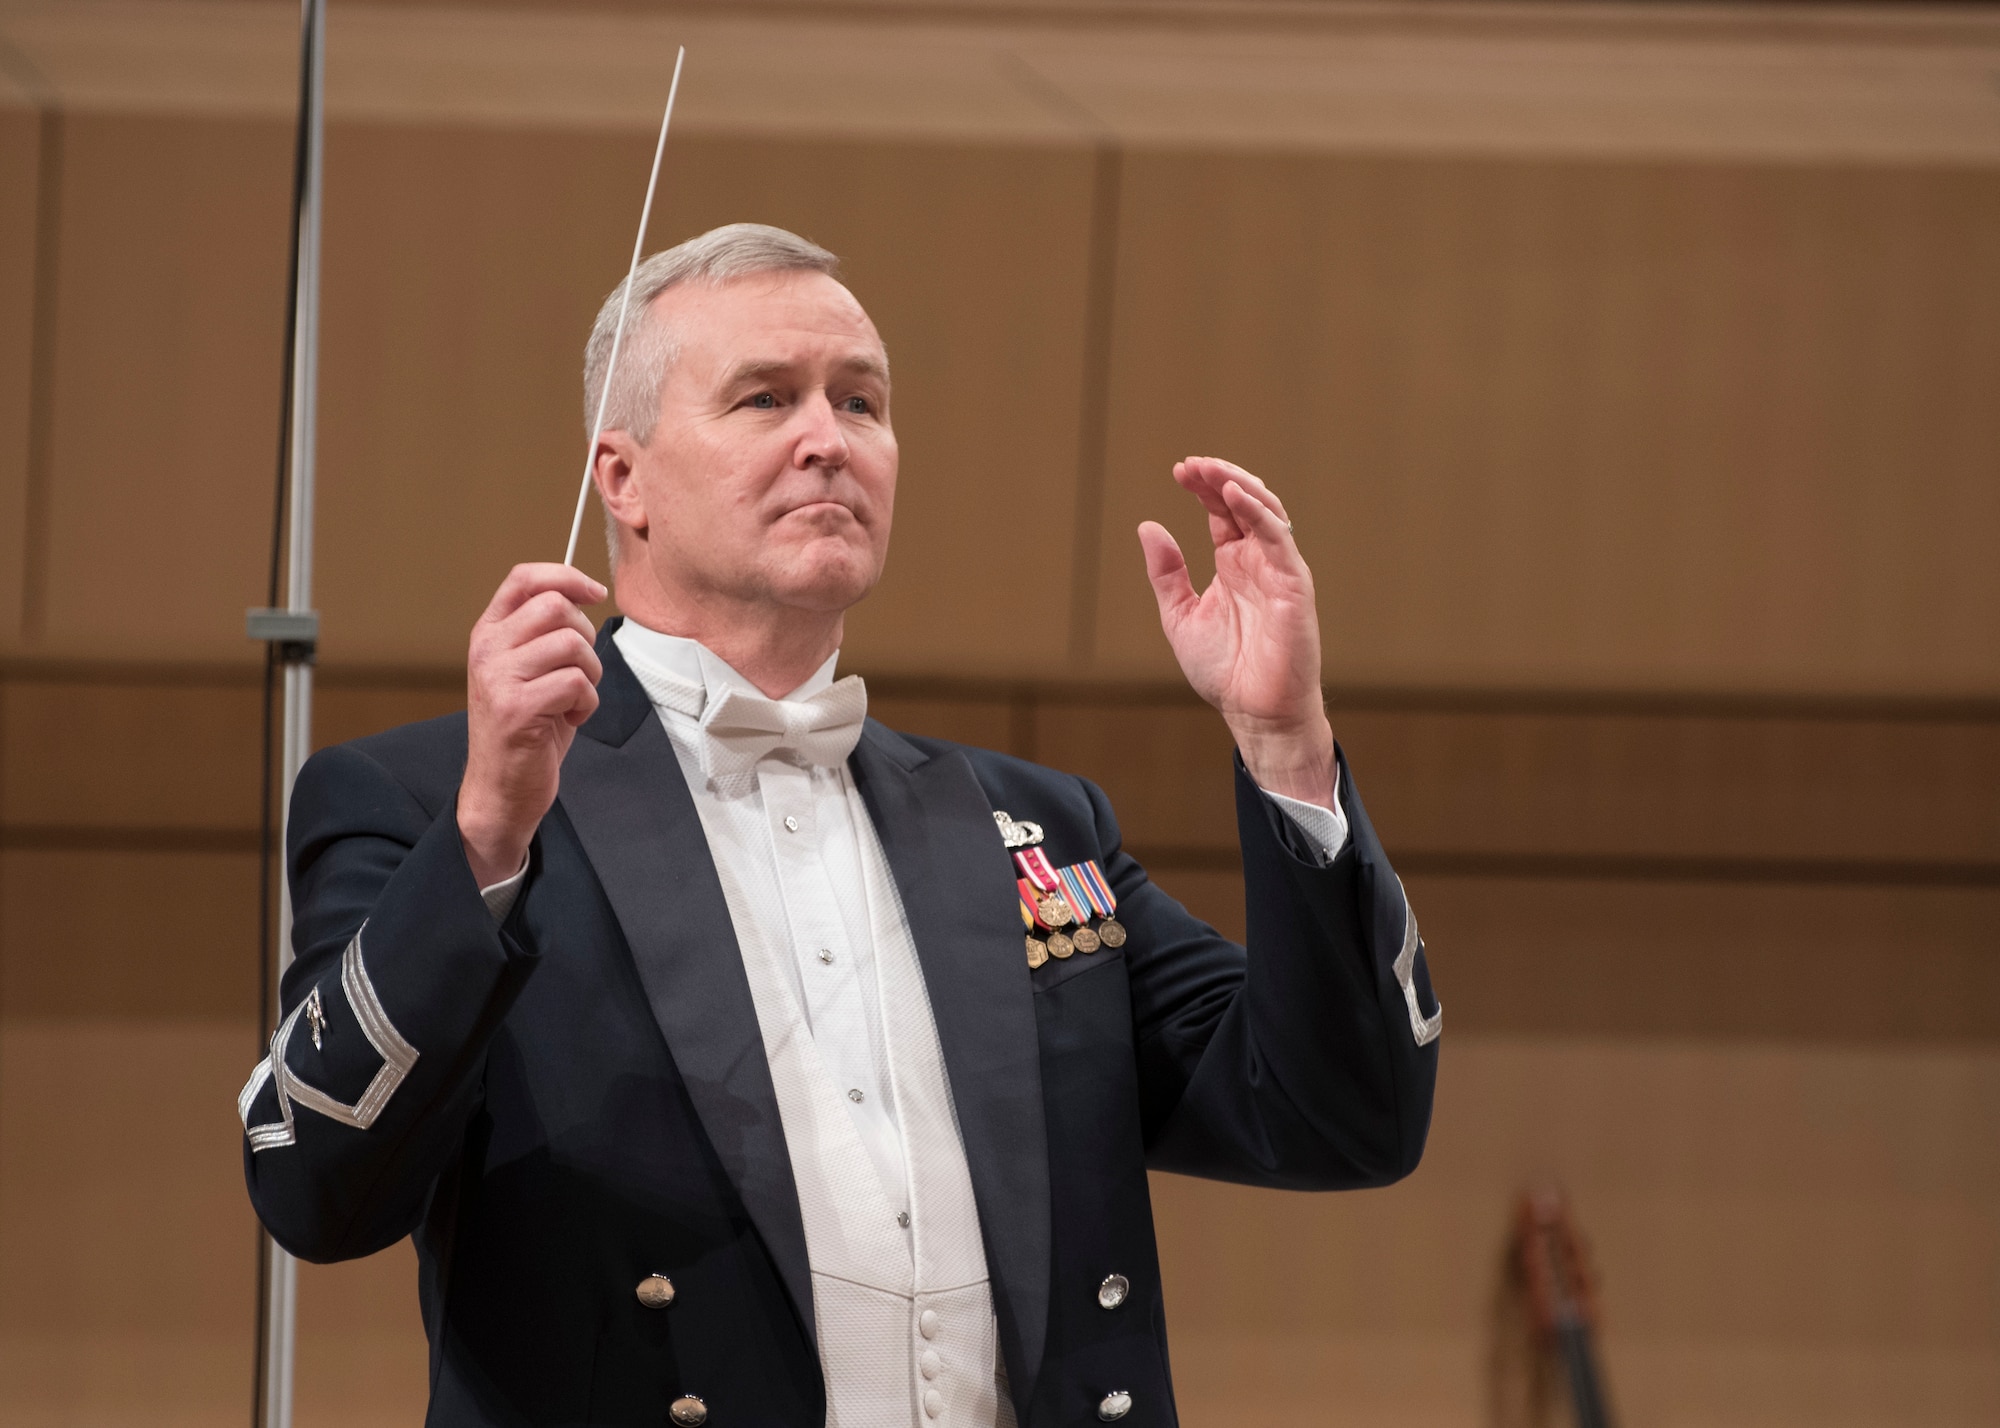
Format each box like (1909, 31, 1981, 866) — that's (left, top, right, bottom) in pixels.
(719, 778, 1013, 1428)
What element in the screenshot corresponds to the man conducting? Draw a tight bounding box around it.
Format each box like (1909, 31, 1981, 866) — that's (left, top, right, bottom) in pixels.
(240, 223, 1440, 1428)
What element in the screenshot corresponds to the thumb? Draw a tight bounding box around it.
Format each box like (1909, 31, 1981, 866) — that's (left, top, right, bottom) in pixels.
(1138, 521, 1197, 632)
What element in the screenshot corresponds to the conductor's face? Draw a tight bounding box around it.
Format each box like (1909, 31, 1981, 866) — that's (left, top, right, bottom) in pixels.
(615, 270, 897, 618)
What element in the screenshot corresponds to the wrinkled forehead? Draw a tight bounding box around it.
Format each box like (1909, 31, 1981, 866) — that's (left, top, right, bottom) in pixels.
(655, 269, 887, 378)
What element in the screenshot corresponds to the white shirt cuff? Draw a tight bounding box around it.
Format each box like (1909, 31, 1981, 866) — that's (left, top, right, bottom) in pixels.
(480, 858, 530, 923)
(1264, 784, 1350, 866)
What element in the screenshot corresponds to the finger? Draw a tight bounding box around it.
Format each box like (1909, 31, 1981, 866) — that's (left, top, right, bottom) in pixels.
(1183, 456, 1290, 528)
(1172, 460, 1241, 529)
(492, 587, 600, 650)
(502, 626, 604, 688)
(562, 680, 602, 728)
(482, 563, 607, 625)
(1219, 478, 1300, 557)
(1172, 462, 1247, 551)
(510, 665, 600, 727)
(1138, 521, 1199, 628)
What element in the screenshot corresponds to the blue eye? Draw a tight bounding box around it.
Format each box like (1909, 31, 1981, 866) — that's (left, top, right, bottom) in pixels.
(841, 396, 870, 414)
(748, 392, 777, 410)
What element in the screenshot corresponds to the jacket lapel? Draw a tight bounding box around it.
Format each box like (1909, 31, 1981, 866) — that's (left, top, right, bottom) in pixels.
(558, 624, 815, 1342)
(850, 721, 1053, 1408)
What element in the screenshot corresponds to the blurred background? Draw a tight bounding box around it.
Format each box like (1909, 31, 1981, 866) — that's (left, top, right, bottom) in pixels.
(1, 1, 1996, 1424)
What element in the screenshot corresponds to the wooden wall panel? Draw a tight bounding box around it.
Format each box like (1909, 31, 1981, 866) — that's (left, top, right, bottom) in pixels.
(32, 112, 292, 663)
(1143, 867, 2000, 1042)
(1404, 873, 2000, 1042)
(0, 1022, 259, 1383)
(0, 97, 37, 650)
(1089, 153, 2000, 698)
(0, 848, 258, 1018)
(1030, 697, 2000, 869)
(2, 677, 262, 831)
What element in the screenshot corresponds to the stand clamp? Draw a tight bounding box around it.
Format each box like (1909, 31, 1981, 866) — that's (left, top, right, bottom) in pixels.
(246, 608, 319, 665)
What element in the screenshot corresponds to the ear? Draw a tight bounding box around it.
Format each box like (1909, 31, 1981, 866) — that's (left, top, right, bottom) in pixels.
(593, 431, 650, 544)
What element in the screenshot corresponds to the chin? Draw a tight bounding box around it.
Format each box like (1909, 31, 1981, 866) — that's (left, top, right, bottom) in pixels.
(770, 546, 881, 614)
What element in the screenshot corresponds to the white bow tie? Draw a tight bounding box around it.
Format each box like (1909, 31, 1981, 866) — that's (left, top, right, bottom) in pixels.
(695, 676, 868, 785)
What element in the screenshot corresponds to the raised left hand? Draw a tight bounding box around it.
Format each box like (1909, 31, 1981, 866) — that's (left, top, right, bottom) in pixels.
(1139, 456, 1336, 806)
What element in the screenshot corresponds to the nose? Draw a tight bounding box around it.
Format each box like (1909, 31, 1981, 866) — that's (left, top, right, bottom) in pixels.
(794, 391, 850, 472)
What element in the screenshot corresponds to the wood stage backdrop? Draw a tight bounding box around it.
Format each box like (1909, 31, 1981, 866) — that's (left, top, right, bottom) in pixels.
(0, 1, 1996, 1424)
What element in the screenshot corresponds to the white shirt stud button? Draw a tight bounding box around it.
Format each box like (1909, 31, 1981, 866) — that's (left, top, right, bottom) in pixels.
(1098, 1389, 1133, 1421)
(923, 1388, 945, 1418)
(783, 815, 799, 832)
(1098, 1273, 1130, 1310)
(897, 1210, 911, 1228)
(920, 1349, 942, 1380)
(848, 1088, 865, 1103)
(919, 1309, 940, 1339)
(817, 947, 834, 964)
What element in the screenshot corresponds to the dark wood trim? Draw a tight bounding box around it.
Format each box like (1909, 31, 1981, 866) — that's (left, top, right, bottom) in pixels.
(2, 660, 1995, 725)
(1133, 842, 2000, 889)
(0, 825, 263, 854)
(7, 821, 1993, 890)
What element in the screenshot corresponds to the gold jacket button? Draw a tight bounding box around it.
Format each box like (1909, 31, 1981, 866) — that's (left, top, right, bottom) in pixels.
(1097, 1273, 1130, 1310)
(635, 1275, 676, 1310)
(669, 1394, 708, 1425)
(1098, 1389, 1133, 1421)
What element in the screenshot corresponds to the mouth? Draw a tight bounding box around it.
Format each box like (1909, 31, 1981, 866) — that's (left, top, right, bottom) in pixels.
(783, 500, 858, 524)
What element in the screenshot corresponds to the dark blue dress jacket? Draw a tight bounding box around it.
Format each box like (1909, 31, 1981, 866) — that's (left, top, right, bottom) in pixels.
(240, 621, 1440, 1427)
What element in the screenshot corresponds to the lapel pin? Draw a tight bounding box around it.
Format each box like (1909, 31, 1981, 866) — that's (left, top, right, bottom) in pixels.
(993, 810, 1045, 849)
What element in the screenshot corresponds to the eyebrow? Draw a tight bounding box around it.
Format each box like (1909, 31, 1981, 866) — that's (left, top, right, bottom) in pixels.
(721, 353, 890, 387)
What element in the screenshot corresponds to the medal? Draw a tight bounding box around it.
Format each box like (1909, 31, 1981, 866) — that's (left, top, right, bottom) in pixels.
(1019, 849, 1124, 949)
(1025, 936, 1049, 969)
(1016, 849, 1074, 927)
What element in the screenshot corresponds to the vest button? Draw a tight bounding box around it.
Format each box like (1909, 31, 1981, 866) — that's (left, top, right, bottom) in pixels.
(920, 1349, 942, 1380)
(918, 1308, 940, 1339)
(1097, 1273, 1130, 1310)
(1098, 1389, 1133, 1421)
(669, 1395, 708, 1425)
(923, 1388, 945, 1418)
(635, 1275, 675, 1309)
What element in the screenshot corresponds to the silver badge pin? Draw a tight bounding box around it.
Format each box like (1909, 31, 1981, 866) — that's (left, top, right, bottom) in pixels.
(992, 810, 1044, 849)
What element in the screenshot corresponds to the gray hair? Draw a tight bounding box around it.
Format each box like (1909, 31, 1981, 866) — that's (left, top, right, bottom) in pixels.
(584, 225, 842, 564)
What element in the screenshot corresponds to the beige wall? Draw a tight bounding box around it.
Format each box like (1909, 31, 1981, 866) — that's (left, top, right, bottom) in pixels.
(2, 3, 1997, 1426)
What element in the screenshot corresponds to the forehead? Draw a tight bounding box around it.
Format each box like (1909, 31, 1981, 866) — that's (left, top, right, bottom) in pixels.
(655, 270, 884, 369)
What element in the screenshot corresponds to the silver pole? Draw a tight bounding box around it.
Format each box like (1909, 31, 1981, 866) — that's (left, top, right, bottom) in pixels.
(262, 1, 323, 1424)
